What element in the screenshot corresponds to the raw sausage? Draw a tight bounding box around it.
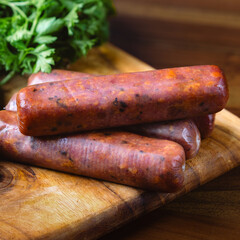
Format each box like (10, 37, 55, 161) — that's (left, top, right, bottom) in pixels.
(0, 110, 185, 192)
(16, 65, 228, 136)
(126, 119, 200, 159)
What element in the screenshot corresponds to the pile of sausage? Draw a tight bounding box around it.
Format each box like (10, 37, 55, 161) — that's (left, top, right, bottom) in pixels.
(0, 65, 228, 192)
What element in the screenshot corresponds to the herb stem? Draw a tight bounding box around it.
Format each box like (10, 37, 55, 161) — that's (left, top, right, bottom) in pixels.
(0, 70, 16, 86)
(0, 0, 28, 20)
(19, 4, 41, 65)
(7, 2, 30, 7)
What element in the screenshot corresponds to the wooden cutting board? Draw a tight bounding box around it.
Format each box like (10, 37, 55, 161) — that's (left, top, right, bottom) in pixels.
(0, 43, 240, 240)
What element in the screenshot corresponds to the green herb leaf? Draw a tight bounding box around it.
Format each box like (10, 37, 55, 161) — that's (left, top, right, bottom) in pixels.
(36, 17, 64, 36)
(34, 35, 57, 44)
(0, 0, 115, 85)
(31, 44, 55, 73)
(7, 29, 32, 43)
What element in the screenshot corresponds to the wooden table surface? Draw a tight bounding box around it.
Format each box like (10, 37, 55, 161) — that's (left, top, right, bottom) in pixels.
(100, 1, 240, 239)
(1, 43, 239, 240)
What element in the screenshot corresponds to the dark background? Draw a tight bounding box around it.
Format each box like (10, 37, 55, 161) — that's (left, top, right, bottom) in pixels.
(110, 0, 240, 117)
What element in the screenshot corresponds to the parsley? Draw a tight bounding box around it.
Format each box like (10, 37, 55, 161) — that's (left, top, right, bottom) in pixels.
(0, 0, 115, 85)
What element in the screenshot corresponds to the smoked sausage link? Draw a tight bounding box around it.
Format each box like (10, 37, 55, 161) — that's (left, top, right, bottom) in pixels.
(16, 65, 228, 136)
(0, 110, 186, 192)
(126, 119, 200, 159)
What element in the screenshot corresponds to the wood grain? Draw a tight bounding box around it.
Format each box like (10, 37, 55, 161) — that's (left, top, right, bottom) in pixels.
(101, 208, 240, 240)
(118, 0, 240, 13)
(114, 1, 240, 29)
(0, 43, 240, 239)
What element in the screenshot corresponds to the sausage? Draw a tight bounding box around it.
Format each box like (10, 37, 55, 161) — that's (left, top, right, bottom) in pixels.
(28, 69, 93, 85)
(126, 119, 200, 159)
(193, 114, 215, 139)
(16, 65, 228, 136)
(0, 110, 185, 192)
(28, 69, 209, 145)
(26, 69, 215, 141)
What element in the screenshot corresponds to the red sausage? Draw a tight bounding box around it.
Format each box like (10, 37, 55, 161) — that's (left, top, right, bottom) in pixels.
(27, 69, 215, 141)
(193, 114, 215, 139)
(16, 65, 228, 136)
(0, 110, 185, 192)
(126, 119, 200, 159)
(27, 69, 211, 144)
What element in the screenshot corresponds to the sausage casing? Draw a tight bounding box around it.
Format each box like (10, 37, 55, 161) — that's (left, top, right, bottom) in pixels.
(26, 69, 216, 141)
(126, 119, 200, 159)
(27, 69, 210, 146)
(16, 65, 228, 136)
(0, 110, 185, 192)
